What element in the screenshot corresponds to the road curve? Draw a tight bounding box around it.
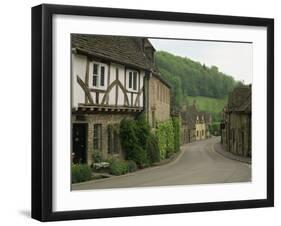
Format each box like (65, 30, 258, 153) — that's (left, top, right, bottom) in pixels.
(72, 137, 251, 190)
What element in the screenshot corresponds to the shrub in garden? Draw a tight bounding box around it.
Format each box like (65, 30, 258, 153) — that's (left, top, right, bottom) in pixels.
(109, 159, 128, 176)
(120, 118, 149, 167)
(135, 114, 150, 149)
(209, 122, 221, 136)
(129, 145, 148, 168)
(92, 151, 103, 163)
(119, 119, 136, 156)
(146, 133, 160, 164)
(71, 164, 92, 183)
(166, 147, 174, 158)
(127, 160, 138, 172)
(120, 114, 163, 167)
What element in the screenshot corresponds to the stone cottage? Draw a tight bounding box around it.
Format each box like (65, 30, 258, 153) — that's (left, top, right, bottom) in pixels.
(71, 34, 171, 165)
(181, 102, 211, 144)
(221, 85, 251, 157)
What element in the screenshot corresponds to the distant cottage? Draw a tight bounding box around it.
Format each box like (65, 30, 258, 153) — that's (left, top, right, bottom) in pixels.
(181, 101, 212, 144)
(71, 34, 171, 165)
(221, 85, 251, 157)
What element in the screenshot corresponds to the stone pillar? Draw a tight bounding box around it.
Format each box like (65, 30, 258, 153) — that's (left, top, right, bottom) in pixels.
(101, 122, 108, 159)
(87, 121, 93, 165)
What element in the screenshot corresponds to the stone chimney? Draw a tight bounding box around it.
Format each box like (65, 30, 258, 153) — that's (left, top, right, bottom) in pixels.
(143, 39, 155, 64)
(135, 38, 144, 52)
(193, 99, 196, 106)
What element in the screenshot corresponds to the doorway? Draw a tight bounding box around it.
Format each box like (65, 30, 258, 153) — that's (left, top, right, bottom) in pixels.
(72, 123, 87, 164)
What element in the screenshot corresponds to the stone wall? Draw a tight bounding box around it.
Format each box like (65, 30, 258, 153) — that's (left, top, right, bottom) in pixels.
(72, 112, 136, 165)
(181, 125, 198, 144)
(195, 122, 206, 140)
(229, 113, 251, 157)
(181, 123, 189, 144)
(148, 76, 171, 127)
(221, 112, 251, 157)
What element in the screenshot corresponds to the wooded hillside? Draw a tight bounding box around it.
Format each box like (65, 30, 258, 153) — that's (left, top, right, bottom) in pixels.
(155, 51, 240, 112)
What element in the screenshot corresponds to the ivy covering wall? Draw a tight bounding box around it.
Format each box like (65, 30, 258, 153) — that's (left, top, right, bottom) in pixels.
(120, 114, 181, 165)
(155, 117, 180, 160)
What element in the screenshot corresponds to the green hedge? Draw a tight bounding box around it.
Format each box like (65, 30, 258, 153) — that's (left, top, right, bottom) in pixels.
(147, 133, 160, 164)
(109, 159, 128, 175)
(120, 118, 148, 168)
(108, 159, 138, 175)
(127, 160, 138, 172)
(120, 114, 153, 168)
(72, 164, 92, 183)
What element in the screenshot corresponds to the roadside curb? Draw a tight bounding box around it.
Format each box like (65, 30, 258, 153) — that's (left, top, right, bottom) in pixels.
(213, 142, 251, 164)
(151, 146, 184, 167)
(72, 146, 186, 188)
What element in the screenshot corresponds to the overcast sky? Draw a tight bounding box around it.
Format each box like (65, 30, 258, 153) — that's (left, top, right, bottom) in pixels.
(149, 38, 253, 84)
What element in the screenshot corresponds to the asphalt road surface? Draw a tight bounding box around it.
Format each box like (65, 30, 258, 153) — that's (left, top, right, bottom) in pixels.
(72, 137, 251, 190)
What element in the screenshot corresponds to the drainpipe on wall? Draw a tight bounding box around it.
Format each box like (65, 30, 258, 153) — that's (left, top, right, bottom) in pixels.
(143, 71, 151, 123)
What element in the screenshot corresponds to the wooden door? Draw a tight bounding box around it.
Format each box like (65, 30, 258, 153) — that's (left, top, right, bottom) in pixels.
(72, 123, 87, 164)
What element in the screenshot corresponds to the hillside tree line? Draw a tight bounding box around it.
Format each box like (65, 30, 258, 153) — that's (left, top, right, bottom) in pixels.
(155, 51, 241, 111)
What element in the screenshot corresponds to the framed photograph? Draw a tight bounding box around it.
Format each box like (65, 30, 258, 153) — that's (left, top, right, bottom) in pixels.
(32, 4, 274, 221)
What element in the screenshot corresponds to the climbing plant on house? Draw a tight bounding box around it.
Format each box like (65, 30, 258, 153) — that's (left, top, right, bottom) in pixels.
(120, 114, 181, 165)
(119, 118, 147, 168)
(147, 133, 160, 164)
(120, 114, 159, 168)
(155, 119, 175, 159)
(155, 117, 181, 160)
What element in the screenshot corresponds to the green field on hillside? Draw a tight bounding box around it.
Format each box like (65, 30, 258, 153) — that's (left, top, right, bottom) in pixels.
(155, 51, 240, 112)
(186, 95, 227, 117)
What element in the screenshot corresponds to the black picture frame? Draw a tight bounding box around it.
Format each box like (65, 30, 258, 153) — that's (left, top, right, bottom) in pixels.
(32, 3, 274, 222)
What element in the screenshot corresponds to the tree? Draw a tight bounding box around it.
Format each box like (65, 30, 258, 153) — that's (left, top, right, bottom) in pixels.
(155, 51, 236, 110)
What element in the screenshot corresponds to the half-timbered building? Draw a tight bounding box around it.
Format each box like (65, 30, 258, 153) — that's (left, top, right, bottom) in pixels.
(71, 34, 171, 165)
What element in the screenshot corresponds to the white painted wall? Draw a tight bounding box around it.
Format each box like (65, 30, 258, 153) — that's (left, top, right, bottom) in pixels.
(72, 55, 145, 107)
(72, 54, 87, 108)
(108, 63, 125, 106)
(117, 86, 125, 105)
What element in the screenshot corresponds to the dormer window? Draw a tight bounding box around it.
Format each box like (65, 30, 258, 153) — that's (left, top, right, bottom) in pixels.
(91, 61, 107, 90)
(127, 70, 138, 91)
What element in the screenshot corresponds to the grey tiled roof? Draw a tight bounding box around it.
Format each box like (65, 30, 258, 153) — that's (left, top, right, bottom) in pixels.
(228, 86, 251, 113)
(72, 34, 153, 70)
(181, 111, 196, 128)
(199, 111, 212, 124)
(181, 103, 212, 127)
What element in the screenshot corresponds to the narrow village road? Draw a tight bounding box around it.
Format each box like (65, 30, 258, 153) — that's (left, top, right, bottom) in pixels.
(72, 137, 251, 190)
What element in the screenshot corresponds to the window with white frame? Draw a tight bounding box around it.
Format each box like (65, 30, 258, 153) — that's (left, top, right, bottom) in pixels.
(127, 70, 138, 91)
(91, 62, 107, 89)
